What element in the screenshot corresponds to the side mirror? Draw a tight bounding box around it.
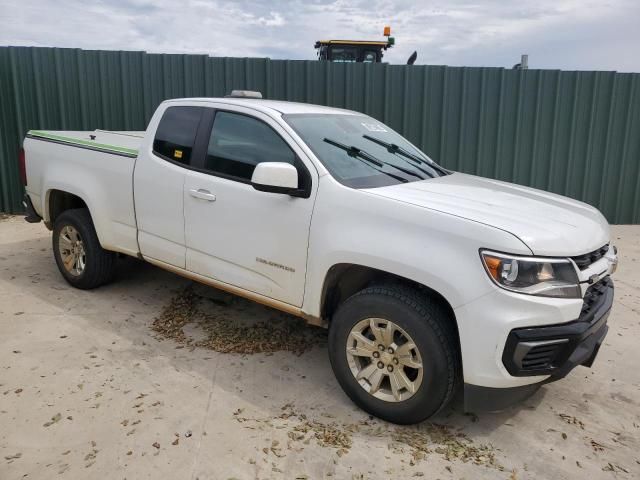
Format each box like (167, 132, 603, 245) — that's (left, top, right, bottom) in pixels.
(251, 162, 299, 195)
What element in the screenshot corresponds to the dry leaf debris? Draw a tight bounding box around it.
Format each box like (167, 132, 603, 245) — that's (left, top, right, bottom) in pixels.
(234, 403, 501, 469)
(152, 286, 325, 355)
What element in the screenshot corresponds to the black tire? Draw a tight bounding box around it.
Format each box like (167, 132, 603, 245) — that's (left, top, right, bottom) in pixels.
(52, 208, 117, 289)
(328, 284, 460, 424)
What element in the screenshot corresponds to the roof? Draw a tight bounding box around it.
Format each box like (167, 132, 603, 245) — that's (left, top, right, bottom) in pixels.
(163, 97, 358, 116)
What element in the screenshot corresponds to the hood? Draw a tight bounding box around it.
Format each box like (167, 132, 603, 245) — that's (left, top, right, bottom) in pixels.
(364, 173, 610, 256)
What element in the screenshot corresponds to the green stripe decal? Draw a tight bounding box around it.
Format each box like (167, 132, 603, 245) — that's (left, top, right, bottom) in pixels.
(28, 130, 139, 156)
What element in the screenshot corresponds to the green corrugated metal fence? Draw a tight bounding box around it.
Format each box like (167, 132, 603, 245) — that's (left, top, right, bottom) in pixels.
(1, 46, 639, 222)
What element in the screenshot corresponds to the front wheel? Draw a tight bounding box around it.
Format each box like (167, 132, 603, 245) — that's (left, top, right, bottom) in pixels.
(52, 208, 117, 289)
(328, 284, 460, 424)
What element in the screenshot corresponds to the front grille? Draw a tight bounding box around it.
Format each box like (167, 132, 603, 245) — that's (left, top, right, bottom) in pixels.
(520, 342, 566, 371)
(571, 244, 609, 270)
(581, 276, 613, 317)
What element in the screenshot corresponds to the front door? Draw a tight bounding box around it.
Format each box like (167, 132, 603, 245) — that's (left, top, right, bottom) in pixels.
(183, 106, 316, 307)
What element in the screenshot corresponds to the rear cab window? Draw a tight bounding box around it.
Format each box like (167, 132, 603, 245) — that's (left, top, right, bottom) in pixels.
(153, 106, 204, 165)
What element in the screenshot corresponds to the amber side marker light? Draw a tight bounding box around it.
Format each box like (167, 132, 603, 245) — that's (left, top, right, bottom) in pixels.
(483, 255, 501, 281)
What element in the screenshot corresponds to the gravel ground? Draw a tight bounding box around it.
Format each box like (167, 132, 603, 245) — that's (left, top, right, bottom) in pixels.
(1, 215, 639, 479)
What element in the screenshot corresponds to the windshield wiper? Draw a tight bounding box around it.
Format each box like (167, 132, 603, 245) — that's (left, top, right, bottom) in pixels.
(323, 138, 424, 182)
(362, 135, 449, 176)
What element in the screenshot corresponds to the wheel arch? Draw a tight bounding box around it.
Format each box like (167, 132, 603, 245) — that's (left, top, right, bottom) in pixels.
(46, 189, 90, 228)
(319, 263, 460, 347)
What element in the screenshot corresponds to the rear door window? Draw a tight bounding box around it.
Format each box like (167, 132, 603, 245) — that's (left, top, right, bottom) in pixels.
(153, 106, 204, 165)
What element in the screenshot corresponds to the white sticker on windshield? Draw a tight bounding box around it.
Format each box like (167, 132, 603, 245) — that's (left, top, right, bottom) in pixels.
(361, 123, 388, 132)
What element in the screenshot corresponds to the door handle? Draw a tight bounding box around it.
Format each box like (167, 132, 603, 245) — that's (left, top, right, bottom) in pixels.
(189, 188, 216, 202)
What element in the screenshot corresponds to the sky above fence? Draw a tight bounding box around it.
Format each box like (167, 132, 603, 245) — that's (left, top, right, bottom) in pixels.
(1, 0, 639, 72)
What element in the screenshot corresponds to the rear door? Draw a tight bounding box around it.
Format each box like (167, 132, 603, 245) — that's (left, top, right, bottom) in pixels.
(182, 105, 317, 306)
(134, 105, 206, 268)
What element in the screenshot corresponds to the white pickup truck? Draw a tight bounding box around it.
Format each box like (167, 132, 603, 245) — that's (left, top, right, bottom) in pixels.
(21, 92, 618, 424)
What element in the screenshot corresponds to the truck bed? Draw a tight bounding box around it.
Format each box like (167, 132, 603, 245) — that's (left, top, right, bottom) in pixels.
(24, 129, 143, 256)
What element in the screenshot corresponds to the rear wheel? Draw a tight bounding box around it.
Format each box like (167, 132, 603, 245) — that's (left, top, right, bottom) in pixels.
(328, 284, 459, 424)
(52, 208, 117, 289)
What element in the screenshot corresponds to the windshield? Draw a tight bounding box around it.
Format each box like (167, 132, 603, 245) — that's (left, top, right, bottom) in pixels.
(283, 113, 448, 188)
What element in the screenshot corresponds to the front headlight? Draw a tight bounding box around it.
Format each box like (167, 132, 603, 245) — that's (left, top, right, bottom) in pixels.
(480, 250, 581, 298)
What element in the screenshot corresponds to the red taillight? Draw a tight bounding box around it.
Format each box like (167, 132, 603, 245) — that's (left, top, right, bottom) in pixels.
(19, 148, 27, 186)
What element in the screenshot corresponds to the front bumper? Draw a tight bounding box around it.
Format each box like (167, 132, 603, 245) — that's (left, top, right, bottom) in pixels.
(502, 276, 612, 378)
(465, 276, 613, 412)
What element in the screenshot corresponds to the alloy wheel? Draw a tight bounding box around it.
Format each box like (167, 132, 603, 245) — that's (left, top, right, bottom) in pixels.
(58, 225, 86, 277)
(345, 317, 424, 402)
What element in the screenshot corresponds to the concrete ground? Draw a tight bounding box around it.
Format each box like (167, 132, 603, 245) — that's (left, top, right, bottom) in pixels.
(0, 216, 638, 480)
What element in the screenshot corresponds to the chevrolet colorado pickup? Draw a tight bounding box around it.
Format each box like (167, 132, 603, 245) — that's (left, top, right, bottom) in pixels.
(21, 92, 618, 424)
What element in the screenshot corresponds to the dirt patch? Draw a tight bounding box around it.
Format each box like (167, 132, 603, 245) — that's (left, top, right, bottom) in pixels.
(0, 213, 13, 221)
(151, 285, 326, 355)
(234, 403, 502, 469)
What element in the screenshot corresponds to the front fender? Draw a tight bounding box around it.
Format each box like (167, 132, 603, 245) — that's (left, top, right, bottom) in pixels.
(302, 176, 532, 318)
